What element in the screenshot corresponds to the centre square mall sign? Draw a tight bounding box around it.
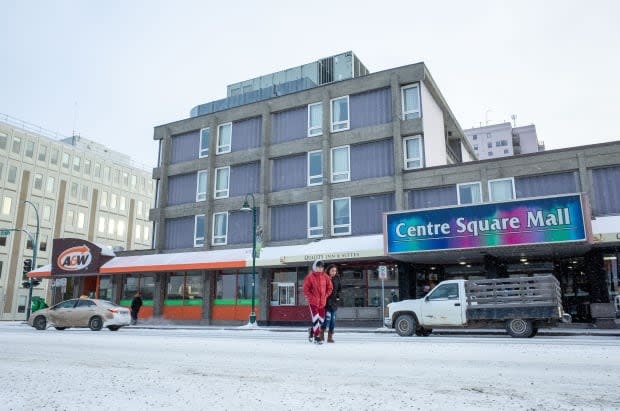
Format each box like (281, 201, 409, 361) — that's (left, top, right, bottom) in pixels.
(384, 194, 588, 254)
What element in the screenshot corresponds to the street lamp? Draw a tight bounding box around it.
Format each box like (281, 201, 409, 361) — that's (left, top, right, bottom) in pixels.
(240, 193, 257, 325)
(24, 200, 40, 321)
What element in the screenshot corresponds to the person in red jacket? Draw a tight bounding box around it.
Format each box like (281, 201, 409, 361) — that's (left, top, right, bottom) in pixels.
(303, 260, 333, 344)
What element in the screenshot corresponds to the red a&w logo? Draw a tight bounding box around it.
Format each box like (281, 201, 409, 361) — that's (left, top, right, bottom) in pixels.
(57, 245, 92, 271)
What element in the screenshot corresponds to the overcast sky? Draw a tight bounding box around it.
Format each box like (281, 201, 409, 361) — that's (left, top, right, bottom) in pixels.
(1, 0, 618, 167)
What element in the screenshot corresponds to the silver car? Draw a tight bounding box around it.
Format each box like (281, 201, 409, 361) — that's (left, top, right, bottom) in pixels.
(28, 298, 131, 331)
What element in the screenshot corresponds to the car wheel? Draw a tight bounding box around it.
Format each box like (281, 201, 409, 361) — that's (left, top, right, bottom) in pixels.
(506, 319, 533, 338)
(395, 314, 416, 337)
(528, 327, 539, 338)
(89, 316, 103, 331)
(55, 327, 67, 331)
(108, 326, 120, 331)
(33, 316, 47, 330)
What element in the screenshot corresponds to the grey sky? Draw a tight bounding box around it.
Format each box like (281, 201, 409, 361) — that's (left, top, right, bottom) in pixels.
(1, 0, 618, 167)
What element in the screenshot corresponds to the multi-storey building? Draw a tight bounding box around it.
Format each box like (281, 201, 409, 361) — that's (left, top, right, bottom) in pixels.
(0, 115, 154, 320)
(464, 122, 544, 160)
(28, 53, 620, 327)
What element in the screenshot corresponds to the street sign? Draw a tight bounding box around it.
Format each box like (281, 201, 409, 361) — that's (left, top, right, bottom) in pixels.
(0, 229, 11, 237)
(378, 265, 388, 280)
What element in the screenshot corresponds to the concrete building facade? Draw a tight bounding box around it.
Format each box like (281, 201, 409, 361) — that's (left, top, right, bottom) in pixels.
(464, 122, 544, 160)
(0, 115, 154, 320)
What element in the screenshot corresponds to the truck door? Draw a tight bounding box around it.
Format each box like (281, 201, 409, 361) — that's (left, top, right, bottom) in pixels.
(420, 283, 465, 326)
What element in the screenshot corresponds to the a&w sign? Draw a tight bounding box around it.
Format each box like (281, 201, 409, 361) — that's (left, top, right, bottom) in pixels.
(52, 238, 103, 275)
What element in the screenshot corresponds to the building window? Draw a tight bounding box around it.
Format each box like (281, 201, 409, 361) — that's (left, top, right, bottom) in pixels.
(50, 149, 59, 165)
(98, 217, 105, 233)
(457, 182, 482, 205)
(401, 84, 421, 120)
(101, 191, 108, 208)
(61, 153, 70, 169)
(11, 136, 21, 155)
(137, 200, 143, 217)
(403, 135, 424, 170)
(94, 162, 101, 178)
(307, 150, 323, 186)
(135, 224, 142, 241)
(46, 176, 55, 193)
(1, 196, 12, 215)
(488, 177, 515, 202)
(110, 193, 117, 209)
(472, 134, 477, 140)
(117, 220, 125, 236)
(199, 128, 210, 158)
(0, 132, 6, 150)
(25, 141, 34, 158)
(504, 149, 509, 154)
(73, 156, 81, 172)
(308, 102, 323, 137)
(308, 201, 323, 238)
(487, 133, 492, 139)
(108, 218, 116, 235)
(119, 196, 126, 211)
(474, 144, 478, 150)
(81, 186, 89, 202)
(217, 123, 232, 154)
(214, 167, 230, 199)
(331, 146, 350, 183)
(212, 212, 228, 245)
(70, 182, 78, 198)
(488, 151, 493, 157)
(43, 205, 52, 222)
(66, 209, 74, 227)
(33, 173, 43, 191)
(131, 174, 137, 188)
(7, 165, 17, 184)
(194, 214, 205, 247)
(37, 145, 47, 162)
(330, 96, 350, 132)
(196, 170, 208, 201)
(77, 212, 85, 230)
(84, 159, 91, 175)
(487, 142, 492, 148)
(144, 225, 149, 241)
(123, 172, 129, 186)
(332, 197, 351, 236)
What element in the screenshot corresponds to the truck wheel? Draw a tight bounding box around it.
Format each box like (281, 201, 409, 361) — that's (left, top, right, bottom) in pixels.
(506, 319, 533, 338)
(395, 314, 416, 337)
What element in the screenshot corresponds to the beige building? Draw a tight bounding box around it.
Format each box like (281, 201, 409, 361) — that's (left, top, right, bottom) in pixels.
(0, 115, 154, 320)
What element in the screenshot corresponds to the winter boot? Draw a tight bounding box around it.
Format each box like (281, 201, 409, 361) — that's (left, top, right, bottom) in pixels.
(308, 327, 314, 342)
(319, 329, 325, 341)
(313, 335, 323, 345)
(327, 331, 334, 343)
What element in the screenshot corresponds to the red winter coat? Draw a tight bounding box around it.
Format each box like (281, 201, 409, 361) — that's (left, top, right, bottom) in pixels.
(303, 271, 333, 308)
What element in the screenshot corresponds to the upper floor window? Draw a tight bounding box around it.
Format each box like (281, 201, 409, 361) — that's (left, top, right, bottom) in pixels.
(488, 177, 515, 202)
(217, 123, 232, 154)
(472, 134, 478, 140)
(0, 132, 6, 150)
(401, 84, 421, 120)
(73, 156, 81, 173)
(33, 173, 43, 191)
(307, 150, 323, 186)
(199, 128, 210, 157)
(7, 165, 17, 184)
(11, 136, 21, 155)
(308, 102, 323, 137)
(1, 196, 13, 215)
(194, 214, 205, 247)
(331, 146, 350, 183)
(84, 159, 91, 175)
(61, 153, 70, 169)
(94, 162, 101, 178)
(50, 149, 58, 165)
(474, 144, 478, 151)
(457, 182, 482, 205)
(70, 182, 78, 198)
(330, 96, 349, 132)
(214, 166, 230, 199)
(404, 136, 424, 170)
(212, 212, 228, 245)
(196, 170, 208, 202)
(46, 176, 55, 193)
(25, 141, 34, 158)
(332, 197, 351, 236)
(307, 201, 323, 238)
(101, 191, 108, 208)
(119, 195, 126, 211)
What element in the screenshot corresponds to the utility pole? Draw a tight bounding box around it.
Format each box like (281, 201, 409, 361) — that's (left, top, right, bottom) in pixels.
(23, 201, 39, 321)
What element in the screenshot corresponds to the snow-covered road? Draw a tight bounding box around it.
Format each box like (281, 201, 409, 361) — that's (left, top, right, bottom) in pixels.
(1, 322, 619, 410)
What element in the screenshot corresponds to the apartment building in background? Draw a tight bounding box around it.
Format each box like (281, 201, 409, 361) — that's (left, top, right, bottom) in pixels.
(0, 115, 154, 320)
(464, 122, 545, 160)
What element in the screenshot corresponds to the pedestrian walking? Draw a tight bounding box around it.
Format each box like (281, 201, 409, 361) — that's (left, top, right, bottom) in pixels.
(130, 293, 143, 325)
(321, 264, 341, 343)
(303, 260, 333, 344)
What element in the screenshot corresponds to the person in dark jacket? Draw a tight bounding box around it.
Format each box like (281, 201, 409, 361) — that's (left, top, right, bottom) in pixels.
(303, 260, 333, 344)
(130, 293, 143, 325)
(321, 264, 342, 343)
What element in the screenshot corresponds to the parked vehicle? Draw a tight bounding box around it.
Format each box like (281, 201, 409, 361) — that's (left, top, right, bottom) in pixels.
(28, 298, 131, 331)
(386, 275, 570, 338)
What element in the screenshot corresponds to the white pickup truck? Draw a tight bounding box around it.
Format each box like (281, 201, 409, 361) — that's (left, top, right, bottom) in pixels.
(385, 275, 570, 338)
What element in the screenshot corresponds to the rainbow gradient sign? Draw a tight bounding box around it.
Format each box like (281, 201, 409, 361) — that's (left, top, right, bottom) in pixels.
(385, 194, 587, 254)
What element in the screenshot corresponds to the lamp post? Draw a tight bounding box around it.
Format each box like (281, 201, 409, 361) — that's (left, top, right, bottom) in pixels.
(23, 200, 40, 321)
(240, 193, 257, 324)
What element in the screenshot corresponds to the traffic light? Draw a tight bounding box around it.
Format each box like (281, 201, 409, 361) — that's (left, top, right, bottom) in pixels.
(31, 278, 41, 287)
(22, 259, 32, 276)
(22, 280, 30, 288)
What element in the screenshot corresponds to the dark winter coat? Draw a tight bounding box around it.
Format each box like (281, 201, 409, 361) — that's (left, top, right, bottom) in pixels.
(325, 274, 342, 311)
(131, 296, 143, 311)
(303, 271, 333, 308)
